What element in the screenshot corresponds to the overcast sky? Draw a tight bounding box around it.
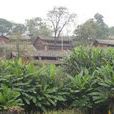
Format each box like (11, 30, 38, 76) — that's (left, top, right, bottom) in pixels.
(0, 0, 114, 26)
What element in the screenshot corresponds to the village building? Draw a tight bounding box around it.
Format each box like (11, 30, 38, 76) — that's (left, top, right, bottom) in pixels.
(33, 36, 74, 64)
(0, 35, 37, 59)
(33, 36, 74, 50)
(92, 39, 114, 47)
(0, 35, 75, 64)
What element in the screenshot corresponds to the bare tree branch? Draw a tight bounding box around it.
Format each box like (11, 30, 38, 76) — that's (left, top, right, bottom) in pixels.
(47, 7, 76, 39)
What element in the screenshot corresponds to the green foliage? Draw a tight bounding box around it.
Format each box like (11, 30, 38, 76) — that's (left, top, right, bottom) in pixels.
(11, 24, 26, 34)
(1, 47, 114, 113)
(63, 47, 114, 76)
(0, 18, 13, 35)
(74, 13, 109, 44)
(26, 17, 52, 38)
(109, 26, 114, 37)
(63, 47, 114, 113)
(0, 18, 26, 35)
(0, 59, 68, 112)
(0, 85, 22, 110)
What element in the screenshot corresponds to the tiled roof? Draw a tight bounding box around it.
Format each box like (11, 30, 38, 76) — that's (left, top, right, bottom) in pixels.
(0, 35, 9, 39)
(36, 36, 74, 42)
(94, 39, 114, 45)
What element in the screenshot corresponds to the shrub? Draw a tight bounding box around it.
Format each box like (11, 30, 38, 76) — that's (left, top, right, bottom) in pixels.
(63, 47, 114, 76)
(1, 47, 114, 114)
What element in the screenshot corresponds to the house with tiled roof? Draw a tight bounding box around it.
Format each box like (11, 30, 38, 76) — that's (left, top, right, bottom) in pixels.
(92, 39, 114, 47)
(33, 36, 74, 64)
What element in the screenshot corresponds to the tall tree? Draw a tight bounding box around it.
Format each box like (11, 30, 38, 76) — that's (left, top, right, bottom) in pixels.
(11, 24, 26, 34)
(74, 13, 109, 44)
(109, 26, 114, 37)
(0, 18, 26, 35)
(47, 7, 76, 39)
(94, 13, 109, 38)
(94, 13, 104, 24)
(0, 18, 13, 35)
(74, 19, 97, 40)
(26, 17, 52, 38)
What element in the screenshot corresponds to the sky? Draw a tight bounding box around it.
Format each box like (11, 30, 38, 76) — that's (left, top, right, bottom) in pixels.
(0, 0, 114, 26)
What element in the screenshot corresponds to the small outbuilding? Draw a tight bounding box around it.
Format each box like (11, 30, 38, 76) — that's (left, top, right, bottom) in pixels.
(92, 39, 114, 47)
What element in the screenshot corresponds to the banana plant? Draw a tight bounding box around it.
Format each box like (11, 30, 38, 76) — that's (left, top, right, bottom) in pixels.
(0, 85, 22, 111)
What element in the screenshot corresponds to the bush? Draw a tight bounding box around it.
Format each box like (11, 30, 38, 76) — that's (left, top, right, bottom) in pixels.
(0, 59, 68, 112)
(1, 47, 114, 114)
(63, 47, 114, 76)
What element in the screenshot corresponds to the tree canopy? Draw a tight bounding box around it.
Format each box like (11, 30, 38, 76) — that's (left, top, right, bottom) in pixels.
(74, 13, 109, 42)
(0, 18, 26, 35)
(0, 18, 13, 35)
(109, 26, 114, 37)
(11, 24, 26, 34)
(26, 17, 52, 38)
(1, 11, 114, 43)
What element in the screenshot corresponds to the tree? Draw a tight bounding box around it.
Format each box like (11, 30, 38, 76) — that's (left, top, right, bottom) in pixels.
(0, 85, 22, 110)
(109, 26, 114, 37)
(0, 18, 13, 35)
(94, 13, 104, 24)
(0, 18, 27, 36)
(47, 7, 76, 39)
(74, 19, 97, 41)
(11, 24, 26, 34)
(74, 13, 109, 44)
(26, 17, 52, 38)
(94, 13, 109, 39)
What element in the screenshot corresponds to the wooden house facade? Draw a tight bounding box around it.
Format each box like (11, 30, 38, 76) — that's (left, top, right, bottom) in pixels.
(0, 35, 74, 64)
(33, 36, 74, 51)
(33, 36, 74, 64)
